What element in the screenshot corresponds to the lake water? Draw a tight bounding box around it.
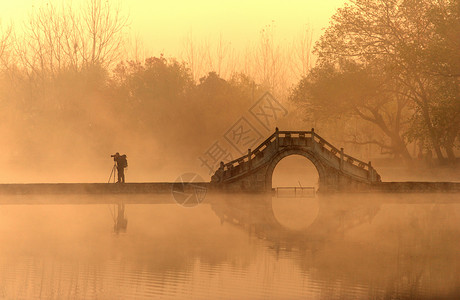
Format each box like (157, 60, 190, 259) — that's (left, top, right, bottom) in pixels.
(0, 193, 459, 299)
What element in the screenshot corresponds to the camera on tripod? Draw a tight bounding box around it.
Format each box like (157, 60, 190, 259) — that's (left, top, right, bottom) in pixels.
(108, 152, 127, 183)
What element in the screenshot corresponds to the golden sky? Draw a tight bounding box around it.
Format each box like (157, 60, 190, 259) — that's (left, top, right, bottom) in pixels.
(0, 0, 347, 56)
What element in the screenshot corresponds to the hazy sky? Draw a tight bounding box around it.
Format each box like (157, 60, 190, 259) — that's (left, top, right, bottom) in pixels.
(0, 0, 347, 57)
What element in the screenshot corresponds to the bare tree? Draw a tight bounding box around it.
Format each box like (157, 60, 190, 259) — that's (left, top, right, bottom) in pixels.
(0, 22, 13, 69)
(125, 33, 150, 63)
(181, 30, 207, 81)
(15, 0, 128, 76)
(81, 0, 128, 68)
(251, 22, 293, 98)
(213, 33, 232, 78)
(292, 25, 314, 79)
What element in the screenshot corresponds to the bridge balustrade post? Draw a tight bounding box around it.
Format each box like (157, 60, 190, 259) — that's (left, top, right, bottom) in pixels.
(368, 161, 374, 181)
(248, 149, 252, 170)
(310, 128, 315, 150)
(275, 129, 279, 149)
(340, 148, 344, 171)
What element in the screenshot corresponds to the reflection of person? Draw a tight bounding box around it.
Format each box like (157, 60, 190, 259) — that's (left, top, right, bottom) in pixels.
(113, 153, 128, 183)
(114, 203, 128, 233)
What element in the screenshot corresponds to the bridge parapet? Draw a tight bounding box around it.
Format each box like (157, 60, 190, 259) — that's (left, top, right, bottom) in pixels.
(212, 129, 381, 192)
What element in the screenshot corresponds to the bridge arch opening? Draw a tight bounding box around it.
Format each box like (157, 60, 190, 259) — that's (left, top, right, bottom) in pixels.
(271, 154, 319, 190)
(271, 155, 320, 230)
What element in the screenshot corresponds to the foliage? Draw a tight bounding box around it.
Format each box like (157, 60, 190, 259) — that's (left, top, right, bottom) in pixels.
(291, 0, 460, 163)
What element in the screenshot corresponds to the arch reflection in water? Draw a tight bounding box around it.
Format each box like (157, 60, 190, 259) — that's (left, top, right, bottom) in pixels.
(209, 193, 460, 299)
(271, 197, 319, 230)
(209, 194, 381, 251)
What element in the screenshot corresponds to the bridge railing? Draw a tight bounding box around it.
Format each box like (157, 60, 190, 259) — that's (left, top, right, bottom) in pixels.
(220, 129, 374, 177)
(222, 131, 314, 171)
(342, 153, 371, 170)
(312, 132, 372, 171)
(251, 132, 279, 156)
(312, 133, 341, 157)
(274, 186, 316, 198)
(223, 131, 279, 170)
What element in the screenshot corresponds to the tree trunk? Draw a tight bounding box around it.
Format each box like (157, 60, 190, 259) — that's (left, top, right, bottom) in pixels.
(419, 100, 446, 163)
(392, 134, 413, 164)
(445, 133, 457, 162)
(445, 146, 456, 162)
(429, 133, 446, 163)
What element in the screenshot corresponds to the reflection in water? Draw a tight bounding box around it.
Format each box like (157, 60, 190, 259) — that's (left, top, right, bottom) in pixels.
(210, 195, 381, 254)
(270, 196, 320, 230)
(0, 193, 458, 299)
(113, 202, 128, 233)
(209, 194, 460, 299)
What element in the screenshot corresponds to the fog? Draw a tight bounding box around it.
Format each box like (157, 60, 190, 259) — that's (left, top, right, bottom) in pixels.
(0, 0, 457, 184)
(0, 0, 458, 298)
(0, 193, 459, 298)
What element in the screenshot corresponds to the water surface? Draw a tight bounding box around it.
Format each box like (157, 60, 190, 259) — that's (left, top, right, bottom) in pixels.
(0, 193, 459, 299)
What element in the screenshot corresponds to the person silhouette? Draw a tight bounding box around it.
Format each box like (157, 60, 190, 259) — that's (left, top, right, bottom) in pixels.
(113, 153, 128, 183)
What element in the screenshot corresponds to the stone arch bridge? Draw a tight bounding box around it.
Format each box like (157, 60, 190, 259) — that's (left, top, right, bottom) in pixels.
(211, 129, 381, 192)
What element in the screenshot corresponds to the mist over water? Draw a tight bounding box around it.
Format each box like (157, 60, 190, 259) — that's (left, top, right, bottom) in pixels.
(0, 0, 459, 298)
(0, 193, 459, 299)
(0, 0, 458, 185)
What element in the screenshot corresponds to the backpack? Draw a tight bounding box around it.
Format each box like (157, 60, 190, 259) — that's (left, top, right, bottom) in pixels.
(120, 155, 128, 168)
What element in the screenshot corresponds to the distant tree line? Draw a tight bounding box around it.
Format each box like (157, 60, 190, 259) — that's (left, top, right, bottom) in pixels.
(290, 0, 459, 165)
(0, 0, 457, 176)
(0, 1, 274, 172)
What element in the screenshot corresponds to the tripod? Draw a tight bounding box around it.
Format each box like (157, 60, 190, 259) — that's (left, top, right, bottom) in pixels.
(108, 163, 118, 183)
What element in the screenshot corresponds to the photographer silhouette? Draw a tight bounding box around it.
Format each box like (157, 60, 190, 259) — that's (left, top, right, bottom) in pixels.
(111, 152, 128, 183)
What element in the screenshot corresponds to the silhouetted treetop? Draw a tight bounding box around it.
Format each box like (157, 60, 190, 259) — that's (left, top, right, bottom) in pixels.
(291, 0, 459, 163)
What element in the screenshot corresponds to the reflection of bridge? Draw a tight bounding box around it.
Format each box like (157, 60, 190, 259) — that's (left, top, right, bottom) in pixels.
(212, 129, 381, 192)
(210, 195, 381, 249)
